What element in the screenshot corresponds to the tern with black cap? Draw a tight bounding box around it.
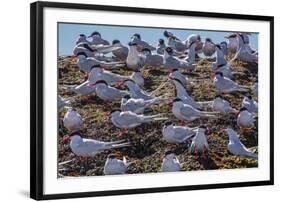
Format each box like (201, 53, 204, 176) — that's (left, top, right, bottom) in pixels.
(88, 80, 130, 104)
(162, 121, 197, 144)
(171, 98, 219, 123)
(103, 154, 129, 175)
(88, 31, 110, 45)
(190, 125, 209, 158)
(241, 95, 258, 114)
(214, 72, 249, 93)
(111, 39, 129, 61)
(130, 33, 156, 51)
(160, 150, 181, 172)
(223, 128, 258, 160)
(110, 110, 168, 136)
(63, 108, 83, 132)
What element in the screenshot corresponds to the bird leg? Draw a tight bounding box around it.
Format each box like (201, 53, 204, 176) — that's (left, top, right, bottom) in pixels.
(240, 128, 252, 135)
(104, 112, 110, 121)
(186, 69, 193, 74)
(103, 102, 112, 111)
(193, 146, 199, 160)
(79, 156, 90, 167)
(235, 156, 241, 163)
(118, 129, 129, 137)
(201, 147, 207, 160)
(179, 120, 185, 126)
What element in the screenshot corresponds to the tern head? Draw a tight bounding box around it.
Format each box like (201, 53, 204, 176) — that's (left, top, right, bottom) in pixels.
(187, 34, 201, 45)
(171, 69, 179, 72)
(163, 31, 176, 39)
(205, 37, 212, 43)
(76, 52, 88, 58)
(69, 134, 83, 144)
(112, 39, 120, 45)
(239, 107, 248, 112)
(82, 43, 96, 52)
(90, 80, 108, 88)
(128, 42, 138, 47)
(95, 80, 108, 85)
(164, 46, 173, 55)
(215, 95, 223, 99)
(163, 30, 170, 38)
(163, 121, 173, 127)
(110, 109, 121, 117)
(107, 154, 117, 160)
(198, 125, 207, 131)
(141, 48, 151, 55)
(220, 41, 227, 46)
(90, 64, 102, 70)
(62, 131, 81, 144)
(88, 31, 101, 38)
(123, 94, 131, 100)
(79, 34, 86, 38)
(215, 71, 223, 78)
(246, 95, 253, 100)
(225, 34, 237, 39)
(163, 150, 175, 159)
(173, 98, 182, 103)
(158, 38, 165, 45)
(67, 108, 79, 116)
(215, 44, 222, 50)
(132, 33, 141, 40)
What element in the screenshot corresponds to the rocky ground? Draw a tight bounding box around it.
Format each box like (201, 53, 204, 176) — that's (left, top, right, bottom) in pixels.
(57, 55, 258, 177)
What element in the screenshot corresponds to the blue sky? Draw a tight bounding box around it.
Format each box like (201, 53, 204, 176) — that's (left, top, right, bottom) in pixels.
(58, 23, 258, 56)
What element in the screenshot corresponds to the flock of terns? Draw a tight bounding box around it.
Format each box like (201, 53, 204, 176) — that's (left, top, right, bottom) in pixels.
(59, 29, 258, 175)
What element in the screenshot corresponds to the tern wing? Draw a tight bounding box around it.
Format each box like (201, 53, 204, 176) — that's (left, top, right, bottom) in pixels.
(173, 127, 194, 142)
(72, 138, 106, 156)
(220, 78, 247, 92)
(117, 111, 143, 127)
(180, 105, 201, 118)
(229, 141, 258, 159)
(138, 40, 156, 51)
(99, 86, 129, 101)
(102, 70, 129, 82)
(165, 56, 182, 68)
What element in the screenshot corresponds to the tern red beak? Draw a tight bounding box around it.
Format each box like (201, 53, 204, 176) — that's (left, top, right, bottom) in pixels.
(116, 80, 125, 88)
(167, 99, 173, 107)
(206, 127, 212, 135)
(168, 74, 174, 80)
(89, 82, 97, 88)
(73, 56, 78, 62)
(104, 112, 111, 121)
(100, 64, 106, 69)
(62, 135, 71, 144)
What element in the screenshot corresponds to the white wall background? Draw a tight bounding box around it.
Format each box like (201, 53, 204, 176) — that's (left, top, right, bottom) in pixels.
(0, 0, 279, 201)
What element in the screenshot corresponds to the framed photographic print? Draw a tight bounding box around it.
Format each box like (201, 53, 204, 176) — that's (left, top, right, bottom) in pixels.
(30, 1, 274, 200)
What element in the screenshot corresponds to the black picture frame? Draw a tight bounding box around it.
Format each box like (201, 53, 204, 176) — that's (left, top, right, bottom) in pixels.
(30, 1, 274, 200)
